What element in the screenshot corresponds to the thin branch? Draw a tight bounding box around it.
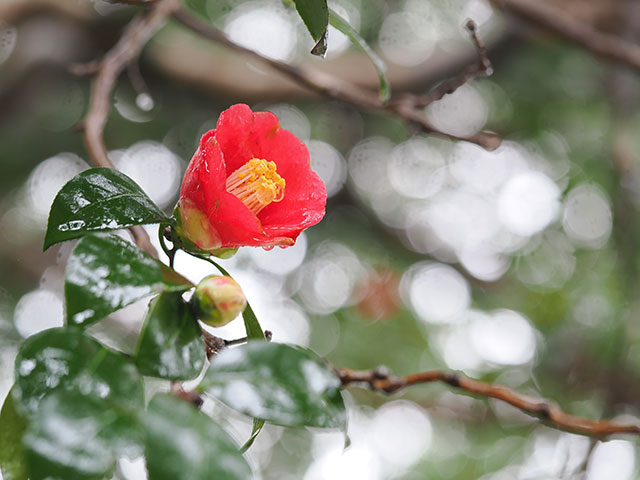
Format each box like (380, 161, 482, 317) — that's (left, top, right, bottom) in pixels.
(170, 382, 203, 407)
(104, 0, 159, 4)
(491, 0, 640, 73)
(68, 60, 101, 76)
(81, 0, 180, 256)
(202, 329, 272, 360)
(336, 366, 640, 438)
(172, 8, 502, 151)
(203, 330, 227, 360)
(83, 0, 179, 168)
(413, 20, 493, 107)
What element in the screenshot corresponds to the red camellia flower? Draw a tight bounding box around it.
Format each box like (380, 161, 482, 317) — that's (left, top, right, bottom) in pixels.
(177, 104, 327, 252)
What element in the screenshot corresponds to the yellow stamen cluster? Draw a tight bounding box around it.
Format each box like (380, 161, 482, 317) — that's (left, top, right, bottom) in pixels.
(225, 158, 286, 215)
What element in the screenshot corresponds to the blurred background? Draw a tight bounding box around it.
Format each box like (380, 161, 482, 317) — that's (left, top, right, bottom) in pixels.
(2, 0, 640, 478)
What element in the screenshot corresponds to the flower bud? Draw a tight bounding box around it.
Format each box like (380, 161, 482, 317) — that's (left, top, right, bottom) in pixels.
(192, 275, 247, 327)
(173, 205, 238, 259)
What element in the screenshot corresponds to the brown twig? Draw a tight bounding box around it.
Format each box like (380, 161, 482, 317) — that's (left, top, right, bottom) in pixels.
(202, 329, 273, 360)
(203, 330, 227, 360)
(413, 20, 493, 107)
(83, 0, 179, 168)
(81, 0, 180, 256)
(104, 0, 159, 4)
(68, 60, 102, 76)
(127, 60, 150, 96)
(336, 366, 640, 438)
(170, 382, 204, 407)
(491, 0, 640, 73)
(172, 8, 501, 151)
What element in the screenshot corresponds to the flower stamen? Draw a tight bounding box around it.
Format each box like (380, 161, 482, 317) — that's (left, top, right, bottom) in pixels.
(226, 158, 286, 215)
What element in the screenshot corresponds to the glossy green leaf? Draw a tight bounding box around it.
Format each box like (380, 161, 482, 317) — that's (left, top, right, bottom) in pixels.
(13, 327, 144, 418)
(291, 0, 329, 56)
(240, 418, 265, 453)
(329, 8, 390, 102)
(135, 292, 205, 380)
(0, 387, 28, 480)
(200, 342, 346, 429)
(144, 394, 252, 480)
(23, 390, 142, 480)
(44, 167, 171, 250)
(242, 304, 266, 341)
(65, 234, 193, 326)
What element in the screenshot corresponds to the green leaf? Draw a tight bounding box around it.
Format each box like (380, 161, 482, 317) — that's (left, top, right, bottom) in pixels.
(240, 418, 265, 453)
(13, 329, 145, 479)
(329, 9, 390, 102)
(135, 292, 205, 380)
(0, 387, 28, 480)
(291, 0, 329, 56)
(44, 167, 171, 250)
(200, 342, 346, 429)
(13, 327, 144, 418)
(23, 390, 142, 480)
(65, 234, 193, 326)
(144, 394, 252, 480)
(242, 303, 266, 341)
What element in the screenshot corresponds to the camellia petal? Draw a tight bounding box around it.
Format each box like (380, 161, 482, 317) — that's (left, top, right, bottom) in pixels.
(177, 104, 327, 251)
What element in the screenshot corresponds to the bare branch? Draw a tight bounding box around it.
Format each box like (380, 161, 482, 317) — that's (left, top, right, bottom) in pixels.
(172, 9, 502, 151)
(491, 0, 640, 72)
(83, 0, 179, 168)
(202, 329, 272, 360)
(336, 366, 640, 438)
(81, 0, 181, 256)
(413, 20, 493, 108)
(68, 60, 102, 76)
(170, 382, 204, 407)
(104, 0, 159, 5)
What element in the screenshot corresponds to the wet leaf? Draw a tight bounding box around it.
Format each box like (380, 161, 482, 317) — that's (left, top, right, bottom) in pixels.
(200, 342, 346, 429)
(329, 9, 390, 102)
(23, 390, 142, 480)
(240, 418, 265, 453)
(135, 292, 205, 380)
(0, 387, 28, 480)
(291, 0, 329, 56)
(13, 327, 144, 418)
(144, 394, 252, 480)
(65, 234, 193, 327)
(242, 303, 266, 341)
(44, 167, 171, 250)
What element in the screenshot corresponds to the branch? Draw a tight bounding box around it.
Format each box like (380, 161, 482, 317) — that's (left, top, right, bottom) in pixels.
(83, 0, 178, 168)
(81, 0, 180, 256)
(491, 0, 640, 73)
(202, 328, 272, 360)
(336, 366, 640, 438)
(412, 20, 493, 107)
(172, 9, 501, 151)
(104, 0, 159, 4)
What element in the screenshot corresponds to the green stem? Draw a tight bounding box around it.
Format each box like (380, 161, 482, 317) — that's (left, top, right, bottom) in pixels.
(157, 224, 177, 268)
